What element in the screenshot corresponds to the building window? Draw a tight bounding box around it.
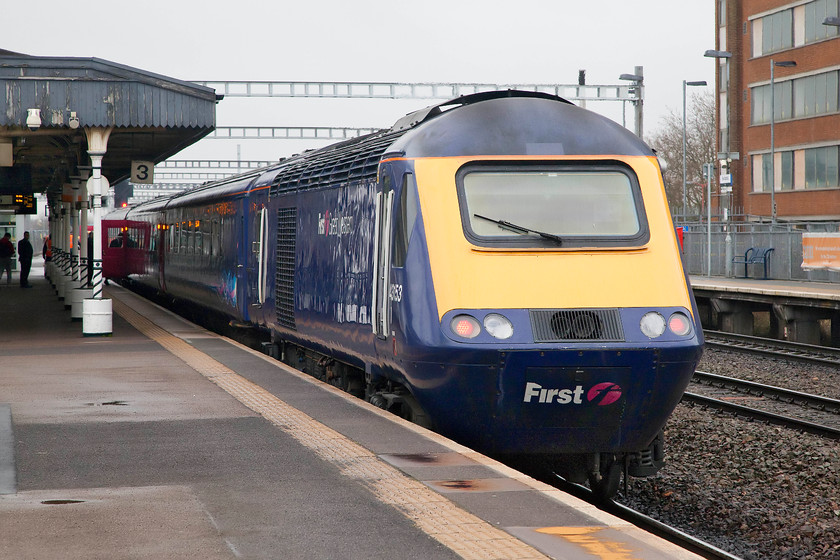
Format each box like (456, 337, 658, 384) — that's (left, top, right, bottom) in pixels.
(756, 9, 794, 56)
(752, 154, 769, 192)
(780, 151, 794, 190)
(805, 146, 840, 189)
(751, 81, 794, 124)
(805, 0, 840, 43)
(794, 71, 839, 118)
(753, 71, 839, 124)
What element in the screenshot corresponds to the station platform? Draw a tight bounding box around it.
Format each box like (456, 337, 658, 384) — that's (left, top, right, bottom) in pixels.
(690, 275, 840, 344)
(690, 275, 840, 303)
(0, 262, 704, 560)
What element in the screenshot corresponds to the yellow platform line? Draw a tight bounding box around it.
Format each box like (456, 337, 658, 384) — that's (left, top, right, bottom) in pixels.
(111, 297, 548, 560)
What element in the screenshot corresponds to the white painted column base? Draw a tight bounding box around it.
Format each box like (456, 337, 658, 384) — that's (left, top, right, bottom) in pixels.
(82, 298, 112, 336)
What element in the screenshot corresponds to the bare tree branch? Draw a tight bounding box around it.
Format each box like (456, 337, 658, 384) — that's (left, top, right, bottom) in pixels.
(646, 90, 716, 219)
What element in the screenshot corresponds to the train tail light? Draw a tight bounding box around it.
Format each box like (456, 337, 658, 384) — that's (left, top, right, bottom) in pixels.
(451, 315, 481, 339)
(668, 312, 693, 336)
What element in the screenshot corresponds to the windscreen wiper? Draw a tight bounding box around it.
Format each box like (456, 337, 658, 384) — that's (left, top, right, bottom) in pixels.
(473, 214, 563, 245)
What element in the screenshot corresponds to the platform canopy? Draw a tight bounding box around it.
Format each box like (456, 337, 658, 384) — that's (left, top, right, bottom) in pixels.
(0, 49, 218, 211)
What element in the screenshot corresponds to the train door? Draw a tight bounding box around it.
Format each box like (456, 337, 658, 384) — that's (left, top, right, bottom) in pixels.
(157, 213, 167, 292)
(246, 206, 270, 321)
(372, 164, 395, 344)
(236, 214, 248, 319)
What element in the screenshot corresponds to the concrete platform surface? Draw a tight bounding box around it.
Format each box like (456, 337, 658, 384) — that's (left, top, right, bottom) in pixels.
(0, 265, 705, 559)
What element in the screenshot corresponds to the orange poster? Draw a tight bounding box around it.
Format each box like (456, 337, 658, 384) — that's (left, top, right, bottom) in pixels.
(802, 233, 840, 271)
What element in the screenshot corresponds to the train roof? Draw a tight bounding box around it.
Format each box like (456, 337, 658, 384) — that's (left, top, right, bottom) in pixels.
(389, 90, 654, 158)
(118, 91, 654, 211)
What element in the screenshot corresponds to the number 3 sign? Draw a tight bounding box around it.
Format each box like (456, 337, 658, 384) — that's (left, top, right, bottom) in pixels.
(131, 160, 154, 184)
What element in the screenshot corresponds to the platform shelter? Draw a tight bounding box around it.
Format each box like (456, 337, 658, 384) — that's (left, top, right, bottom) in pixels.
(0, 49, 218, 334)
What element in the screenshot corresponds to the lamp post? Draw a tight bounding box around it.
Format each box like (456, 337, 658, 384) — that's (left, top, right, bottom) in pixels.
(770, 59, 796, 223)
(704, 49, 733, 275)
(682, 80, 707, 219)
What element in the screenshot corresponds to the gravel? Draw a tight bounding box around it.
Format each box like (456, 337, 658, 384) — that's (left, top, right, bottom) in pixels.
(620, 347, 840, 560)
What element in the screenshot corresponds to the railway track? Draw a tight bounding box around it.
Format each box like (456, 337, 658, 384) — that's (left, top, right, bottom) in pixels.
(540, 475, 745, 560)
(686, 370, 840, 439)
(704, 330, 840, 366)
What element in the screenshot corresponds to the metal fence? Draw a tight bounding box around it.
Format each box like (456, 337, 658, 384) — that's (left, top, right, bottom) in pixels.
(681, 221, 840, 283)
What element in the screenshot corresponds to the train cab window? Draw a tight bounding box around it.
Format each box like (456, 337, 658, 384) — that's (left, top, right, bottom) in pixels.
(392, 173, 418, 267)
(456, 164, 649, 248)
(107, 227, 123, 247)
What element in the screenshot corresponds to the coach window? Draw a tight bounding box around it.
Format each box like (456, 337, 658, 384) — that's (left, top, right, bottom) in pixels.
(212, 219, 220, 257)
(201, 220, 211, 256)
(456, 163, 649, 248)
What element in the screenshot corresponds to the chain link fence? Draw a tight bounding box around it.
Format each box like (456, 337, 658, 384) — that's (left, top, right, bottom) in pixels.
(680, 221, 840, 283)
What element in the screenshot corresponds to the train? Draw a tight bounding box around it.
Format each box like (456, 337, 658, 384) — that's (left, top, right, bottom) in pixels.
(103, 90, 704, 498)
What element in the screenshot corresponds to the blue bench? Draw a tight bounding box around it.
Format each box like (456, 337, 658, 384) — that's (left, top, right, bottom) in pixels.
(732, 247, 774, 279)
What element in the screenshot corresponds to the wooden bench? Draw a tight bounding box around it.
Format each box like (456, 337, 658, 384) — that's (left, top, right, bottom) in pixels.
(732, 247, 774, 279)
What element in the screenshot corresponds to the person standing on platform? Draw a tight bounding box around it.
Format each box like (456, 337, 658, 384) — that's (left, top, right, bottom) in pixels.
(17, 231, 33, 288)
(0, 233, 14, 286)
(42, 234, 52, 262)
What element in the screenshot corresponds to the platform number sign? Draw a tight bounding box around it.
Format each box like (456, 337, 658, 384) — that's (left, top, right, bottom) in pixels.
(131, 160, 154, 184)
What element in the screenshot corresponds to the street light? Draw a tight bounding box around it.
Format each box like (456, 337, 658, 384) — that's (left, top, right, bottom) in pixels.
(682, 80, 707, 218)
(823, 16, 840, 26)
(704, 49, 733, 274)
(770, 59, 796, 223)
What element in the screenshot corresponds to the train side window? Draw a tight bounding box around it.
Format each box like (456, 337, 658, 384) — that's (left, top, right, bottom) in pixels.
(195, 221, 203, 256)
(392, 173, 417, 268)
(126, 228, 139, 248)
(212, 219, 219, 257)
(202, 220, 211, 257)
(171, 223, 178, 254)
(180, 222, 188, 254)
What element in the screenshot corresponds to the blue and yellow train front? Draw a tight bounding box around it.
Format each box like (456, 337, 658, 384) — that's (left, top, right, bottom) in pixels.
(391, 152, 703, 463)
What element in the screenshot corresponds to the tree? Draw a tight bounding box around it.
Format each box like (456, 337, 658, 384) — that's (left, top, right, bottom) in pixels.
(646, 90, 716, 220)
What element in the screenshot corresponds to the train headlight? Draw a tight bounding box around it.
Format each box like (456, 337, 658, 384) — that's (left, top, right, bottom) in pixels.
(484, 313, 513, 339)
(668, 312, 693, 336)
(451, 315, 481, 339)
(640, 312, 666, 338)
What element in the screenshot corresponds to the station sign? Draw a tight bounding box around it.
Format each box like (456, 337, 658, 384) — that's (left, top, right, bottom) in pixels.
(0, 193, 36, 214)
(131, 160, 155, 184)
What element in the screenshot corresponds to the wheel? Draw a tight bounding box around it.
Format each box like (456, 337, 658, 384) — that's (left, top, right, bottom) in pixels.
(398, 392, 432, 429)
(588, 455, 622, 501)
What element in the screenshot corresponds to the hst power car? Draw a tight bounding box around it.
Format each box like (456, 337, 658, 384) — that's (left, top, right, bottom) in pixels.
(104, 91, 703, 497)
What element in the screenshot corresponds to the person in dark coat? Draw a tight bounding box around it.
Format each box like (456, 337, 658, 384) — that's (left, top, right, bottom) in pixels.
(0, 232, 14, 285)
(17, 231, 33, 288)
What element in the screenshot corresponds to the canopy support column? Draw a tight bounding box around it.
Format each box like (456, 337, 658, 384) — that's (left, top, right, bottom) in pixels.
(82, 127, 113, 336)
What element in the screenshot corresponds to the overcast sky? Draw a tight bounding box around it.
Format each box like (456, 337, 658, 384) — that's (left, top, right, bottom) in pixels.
(3, 0, 716, 165)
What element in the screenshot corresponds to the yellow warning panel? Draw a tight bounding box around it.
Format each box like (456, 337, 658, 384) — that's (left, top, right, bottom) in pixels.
(536, 526, 636, 559)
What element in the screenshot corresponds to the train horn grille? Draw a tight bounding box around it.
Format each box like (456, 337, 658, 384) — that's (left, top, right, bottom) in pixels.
(530, 309, 624, 342)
